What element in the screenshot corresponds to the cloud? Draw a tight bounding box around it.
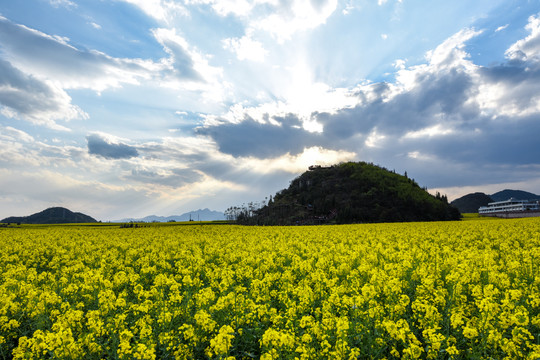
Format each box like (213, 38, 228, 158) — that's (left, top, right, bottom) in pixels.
(253, 0, 339, 42)
(0, 16, 156, 92)
(186, 0, 254, 17)
(127, 167, 203, 187)
(119, 0, 188, 22)
(197, 116, 324, 158)
(152, 28, 204, 81)
(49, 0, 76, 8)
(0, 15, 225, 126)
(0, 59, 87, 129)
(505, 13, 540, 61)
(0, 16, 220, 92)
(185, 0, 338, 42)
(89, 22, 102, 30)
(87, 133, 139, 159)
(198, 16, 540, 194)
(222, 35, 268, 62)
(495, 24, 508, 32)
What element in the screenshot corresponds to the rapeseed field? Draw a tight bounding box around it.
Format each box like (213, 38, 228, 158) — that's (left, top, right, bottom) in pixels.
(1, 218, 539, 359)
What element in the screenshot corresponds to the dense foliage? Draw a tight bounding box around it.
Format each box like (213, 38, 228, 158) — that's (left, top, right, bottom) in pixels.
(1, 219, 540, 359)
(233, 162, 460, 225)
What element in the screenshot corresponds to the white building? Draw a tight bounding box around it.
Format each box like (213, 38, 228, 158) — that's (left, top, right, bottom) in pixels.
(479, 198, 540, 215)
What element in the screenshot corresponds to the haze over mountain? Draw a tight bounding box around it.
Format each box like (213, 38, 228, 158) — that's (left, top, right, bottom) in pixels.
(1, 207, 97, 224)
(490, 190, 540, 202)
(115, 208, 225, 223)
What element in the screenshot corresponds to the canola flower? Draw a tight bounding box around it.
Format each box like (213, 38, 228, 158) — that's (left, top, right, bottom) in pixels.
(0, 218, 539, 359)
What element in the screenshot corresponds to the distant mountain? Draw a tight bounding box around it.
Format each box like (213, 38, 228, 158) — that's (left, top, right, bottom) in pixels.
(451, 189, 540, 213)
(1, 207, 97, 224)
(490, 189, 540, 202)
(450, 192, 493, 213)
(116, 208, 226, 223)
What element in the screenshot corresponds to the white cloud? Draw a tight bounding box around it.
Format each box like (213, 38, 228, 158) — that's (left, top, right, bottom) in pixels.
(187, 0, 338, 42)
(495, 24, 508, 32)
(89, 22, 102, 30)
(505, 13, 540, 61)
(201, 69, 359, 133)
(119, 0, 188, 23)
(223, 35, 268, 62)
(402, 124, 456, 139)
(0, 16, 159, 93)
(49, 0, 76, 8)
(186, 0, 255, 17)
(241, 146, 356, 174)
(364, 128, 386, 148)
(393, 59, 406, 69)
(393, 28, 481, 93)
(255, 0, 339, 42)
(0, 16, 228, 126)
(152, 27, 225, 101)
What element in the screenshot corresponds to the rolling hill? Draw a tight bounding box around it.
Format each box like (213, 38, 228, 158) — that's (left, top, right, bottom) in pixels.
(1, 207, 97, 224)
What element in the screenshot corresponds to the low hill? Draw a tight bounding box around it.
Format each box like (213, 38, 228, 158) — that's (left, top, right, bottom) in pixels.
(1, 207, 97, 224)
(490, 189, 540, 202)
(232, 162, 460, 225)
(450, 192, 493, 213)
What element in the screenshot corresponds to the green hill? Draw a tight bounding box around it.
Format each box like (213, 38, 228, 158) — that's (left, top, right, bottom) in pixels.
(232, 162, 460, 225)
(1, 207, 97, 224)
(450, 192, 493, 213)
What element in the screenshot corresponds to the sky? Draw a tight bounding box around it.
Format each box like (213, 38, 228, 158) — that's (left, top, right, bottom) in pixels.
(1, 0, 540, 221)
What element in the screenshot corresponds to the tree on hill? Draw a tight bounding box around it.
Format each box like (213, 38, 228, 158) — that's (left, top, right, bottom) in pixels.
(231, 162, 460, 225)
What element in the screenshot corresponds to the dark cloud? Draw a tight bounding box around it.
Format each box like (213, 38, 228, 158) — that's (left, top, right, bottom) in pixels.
(0, 59, 83, 125)
(196, 116, 323, 158)
(87, 134, 139, 159)
(157, 34, 202, 81)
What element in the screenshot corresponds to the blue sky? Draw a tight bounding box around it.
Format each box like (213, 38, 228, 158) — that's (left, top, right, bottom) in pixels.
(1, 0, 540, 220)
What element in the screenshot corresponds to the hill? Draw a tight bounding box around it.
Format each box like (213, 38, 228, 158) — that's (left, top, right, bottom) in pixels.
(450, 192, 493, 213)
(451, 189, 540, 213)
(116, 208, 226, 223)
(1, 207, 97, 224)
(231, 162, 460, 225)
(490, 189, 540, 202)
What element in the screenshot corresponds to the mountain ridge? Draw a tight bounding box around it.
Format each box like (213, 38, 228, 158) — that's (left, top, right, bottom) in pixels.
(451, 189, 540, 213)
(115, 208, 226, 223)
